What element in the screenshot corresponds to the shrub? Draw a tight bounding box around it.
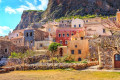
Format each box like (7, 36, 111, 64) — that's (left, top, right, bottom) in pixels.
(9, 52, 18, 58)
(64, 55, 75, 63)
(81, 59, 88, 64)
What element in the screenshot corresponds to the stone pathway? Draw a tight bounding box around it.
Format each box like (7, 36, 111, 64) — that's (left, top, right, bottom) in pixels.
(81, 65, 120, 72)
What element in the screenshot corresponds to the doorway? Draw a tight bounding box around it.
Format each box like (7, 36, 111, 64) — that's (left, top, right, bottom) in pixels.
(114, 54, 120, 68)
(59, 48, 63, 57)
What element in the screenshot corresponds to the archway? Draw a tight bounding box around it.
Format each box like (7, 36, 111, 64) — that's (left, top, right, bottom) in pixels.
(78, 58, 81, 61)
(59, 48, 63, 57)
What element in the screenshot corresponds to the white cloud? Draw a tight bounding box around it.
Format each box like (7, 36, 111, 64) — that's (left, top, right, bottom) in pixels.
(37, 0, 48, 10)
(5, 6, 16, 14)
(0, 26, 13, 36)
(26, 1, 36, 10)
(34, 0, 37, 5)
(5, 0, 48, 14)
(0, 0, 1, 3)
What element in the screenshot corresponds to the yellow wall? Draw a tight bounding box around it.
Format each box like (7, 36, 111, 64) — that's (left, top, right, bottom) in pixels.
(116, 12, 120, 24)
(67, 40, 89, 61)
(71, 31, 85, 40)
(56, 39, 89, 61)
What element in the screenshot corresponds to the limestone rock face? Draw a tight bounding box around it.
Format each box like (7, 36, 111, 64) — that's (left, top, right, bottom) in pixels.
(44, 0, 120, 19)
(15, 0, 120, 30)
(15, 11, 43, 30)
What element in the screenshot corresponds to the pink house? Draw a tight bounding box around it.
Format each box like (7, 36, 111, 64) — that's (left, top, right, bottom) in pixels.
(56, 28, 83, 46)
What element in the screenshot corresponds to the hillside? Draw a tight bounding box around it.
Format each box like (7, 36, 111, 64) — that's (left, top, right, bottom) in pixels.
(15, 0, 120, 30)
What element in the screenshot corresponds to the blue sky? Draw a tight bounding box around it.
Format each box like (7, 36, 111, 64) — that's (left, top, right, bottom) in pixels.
(0, 0, 48, 36)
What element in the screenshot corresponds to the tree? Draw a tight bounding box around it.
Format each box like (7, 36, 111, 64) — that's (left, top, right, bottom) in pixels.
(48, 42, 62, 69)
(9, 50, 35, 70)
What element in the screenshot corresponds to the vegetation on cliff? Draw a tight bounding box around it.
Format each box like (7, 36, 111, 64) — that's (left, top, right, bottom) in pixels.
(15, 0, 119, 30)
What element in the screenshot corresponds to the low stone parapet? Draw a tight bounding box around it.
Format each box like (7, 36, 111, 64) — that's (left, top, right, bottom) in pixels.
(0, 61, 98, 73)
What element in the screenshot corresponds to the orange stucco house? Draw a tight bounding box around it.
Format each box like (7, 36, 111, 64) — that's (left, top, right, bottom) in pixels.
(56, 31, 89, 61)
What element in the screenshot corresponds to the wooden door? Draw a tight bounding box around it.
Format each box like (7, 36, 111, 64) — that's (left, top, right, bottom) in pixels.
(59, 48, 63, 57)
(114, 54, 120, 68)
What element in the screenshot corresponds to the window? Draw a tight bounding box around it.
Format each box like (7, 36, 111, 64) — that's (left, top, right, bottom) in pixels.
(71, 50, 74, 54)
(53, 39, 56, 42)
(17, 34, 18, 37)
(30, 32, 33, 36)
(74, 25, 76, 28)
(103, 29, 106, 33)
(5, 49, 7, 53)
(40, 44, 43, 47)
(75, 45, 77, 48)
(60, 40, 62, 44)
(78, 58, 81, 61)
(26, 32, 29, 37)
(81, 37, 84, 40)
(65, 41, 68, 44)
(115, 54, 120, 61)
(71, 33, 74, 36)
(59, 34, 61, 37)
(48, 28, 51, 31)
(67, 34, 69, 37)
(79, 24, 81, 27)
(78, 50, 81, 54)
(63, 34, 65, 37)
(30, 41, 33, 45)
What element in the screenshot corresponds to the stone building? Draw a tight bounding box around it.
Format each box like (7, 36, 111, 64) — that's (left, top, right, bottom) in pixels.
(84, 17, 112, 36)
(0, 40, 13, 58)
(34, 41, 52, 50)
(10, 37, 24, 46)
(40, 22, 59, 42)
(71, 18, 84, 28)
(56, 28, 83, 46)
(83, 17, 102, 24)
(8, 29, 25, 46)
(8, 29, 24, 40)
(98, 36, 120, 69)
(59, 20, 72, 28)
(0, 36, 9, 41)
(0, 40, 28, 59)
(24, 29, 49, 49)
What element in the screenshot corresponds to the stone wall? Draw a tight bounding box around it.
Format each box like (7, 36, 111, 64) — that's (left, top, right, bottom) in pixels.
(0, 61, 98, 73)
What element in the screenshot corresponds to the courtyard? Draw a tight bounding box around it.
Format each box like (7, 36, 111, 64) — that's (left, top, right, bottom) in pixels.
(0, 70, 120, 80)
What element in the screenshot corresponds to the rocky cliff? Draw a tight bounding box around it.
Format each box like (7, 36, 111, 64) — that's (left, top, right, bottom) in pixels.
(15, 10, 43, 30)
(15, 0, 120, 30)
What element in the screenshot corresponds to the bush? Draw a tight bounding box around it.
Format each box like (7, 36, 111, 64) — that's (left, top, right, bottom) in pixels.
(9, 52, 18, 58)
(81, 59, 88, 64)
(64, 55, 75, 63)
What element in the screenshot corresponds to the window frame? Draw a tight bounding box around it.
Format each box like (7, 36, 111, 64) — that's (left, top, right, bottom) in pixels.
(78, 50, 81, 54)
(26, 32, 29, 37)
(71, 50, 74, 54)
(67, 34, 69, 37)
(63, 34, 65, 37)
(59, 34, 61, 37)
(79, 24, 81, 27)
(30, 32, 33, 36)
